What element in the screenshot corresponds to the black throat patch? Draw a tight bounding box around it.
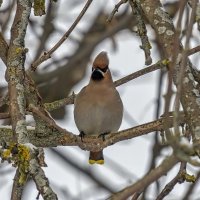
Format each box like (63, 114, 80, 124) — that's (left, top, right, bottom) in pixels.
(91, 69, 104, 81)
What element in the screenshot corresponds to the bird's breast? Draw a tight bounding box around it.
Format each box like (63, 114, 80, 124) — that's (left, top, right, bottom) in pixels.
(74, 88, 123, 136)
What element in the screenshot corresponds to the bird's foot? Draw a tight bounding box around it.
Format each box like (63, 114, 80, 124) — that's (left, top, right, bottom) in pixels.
(79, 131, 85, 142)
(98, 132, 109, 141)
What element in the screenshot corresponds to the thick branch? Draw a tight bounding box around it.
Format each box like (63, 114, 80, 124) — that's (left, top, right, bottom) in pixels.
(0, 112, 10, 119)
(29, 152, 58, 200)
(140, 0, 200, 152)
(11, 169, 24, 200)
(0, 115, 185, 151)
(6, 0, 32, 143)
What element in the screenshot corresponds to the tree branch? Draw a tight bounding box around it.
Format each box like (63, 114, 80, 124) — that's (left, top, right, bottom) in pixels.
(107, 0, 128, 23)
(0, 32, 8, 64)
(5, 2, 58, 199)
(129, 0, 152, 65)
(108, 155, 178, 200)
(188, 45, 200, 56)
(156, 162, 186, 200)
(45, 59, 168, 111)
(0, 115, 185, 151)
(29, 150, 58, 200)
(7, 0, 31, 142)
(31, 0, 93, 70)
(140, 0, 200, 154)
(0, 112, 10, 119)
(11, 168, 24, 200)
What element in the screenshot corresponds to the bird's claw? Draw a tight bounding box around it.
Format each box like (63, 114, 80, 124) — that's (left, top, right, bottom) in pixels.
(98, 132, 109, 141)
(79, 131, 85, 142)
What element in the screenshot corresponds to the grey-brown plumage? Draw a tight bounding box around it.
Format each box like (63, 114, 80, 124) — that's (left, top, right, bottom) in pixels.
(74, 51, 123, 164)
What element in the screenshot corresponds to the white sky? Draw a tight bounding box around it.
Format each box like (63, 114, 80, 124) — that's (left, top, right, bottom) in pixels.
(1, 0, 200, 199)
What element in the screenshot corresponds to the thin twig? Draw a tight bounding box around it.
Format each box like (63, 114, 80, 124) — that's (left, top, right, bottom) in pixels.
(131, 191, 142, 200)
(28, 104, 67, 135)
(31, 0, 93, 71)
(173, 0, 197, 135)
(163, 0, 187, 114)
(129, 0, 152, 65)
(44, 59, 168, 110)
(114, 59, 166, 87)
(188, 45, 200, 56)
(156, 162, 186, 200)
(183, 170, 200, 200)
(162, 0, 187, 140)
(44, 92, 76, 111)
(108, 155, 179, 200)
(142, 69, 165, 199)
(107, 0, 128, 22)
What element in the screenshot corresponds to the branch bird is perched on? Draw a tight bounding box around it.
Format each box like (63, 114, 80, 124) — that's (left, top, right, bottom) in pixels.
(74, 51, 123, 164)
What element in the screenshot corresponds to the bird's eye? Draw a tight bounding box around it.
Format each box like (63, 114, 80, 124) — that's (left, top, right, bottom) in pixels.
(101, 66, 108, 73)
(92, 66, 108, 72)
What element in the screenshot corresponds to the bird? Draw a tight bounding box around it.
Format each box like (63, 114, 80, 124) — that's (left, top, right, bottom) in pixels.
(74, 51, 123, 164)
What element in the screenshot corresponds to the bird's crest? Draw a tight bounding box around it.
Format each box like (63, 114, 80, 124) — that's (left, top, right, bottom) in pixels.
(93, 51, 109, 69)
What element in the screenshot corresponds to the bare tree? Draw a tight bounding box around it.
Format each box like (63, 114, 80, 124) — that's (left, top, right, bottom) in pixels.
(0, 0, 200, 199)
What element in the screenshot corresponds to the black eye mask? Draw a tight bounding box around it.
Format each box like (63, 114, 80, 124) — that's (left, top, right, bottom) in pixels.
(92, 66, 108, 73)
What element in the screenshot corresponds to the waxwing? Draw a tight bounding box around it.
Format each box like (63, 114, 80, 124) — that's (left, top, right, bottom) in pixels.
(74, 51, 123, 164)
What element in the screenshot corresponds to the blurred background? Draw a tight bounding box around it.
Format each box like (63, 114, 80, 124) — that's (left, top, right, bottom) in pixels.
(0, 0, 200, 199)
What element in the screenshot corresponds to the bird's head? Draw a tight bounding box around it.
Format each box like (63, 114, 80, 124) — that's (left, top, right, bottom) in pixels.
(91, 51, 111, 81)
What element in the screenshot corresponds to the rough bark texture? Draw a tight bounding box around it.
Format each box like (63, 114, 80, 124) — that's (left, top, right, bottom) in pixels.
(140, 0, 200, 149)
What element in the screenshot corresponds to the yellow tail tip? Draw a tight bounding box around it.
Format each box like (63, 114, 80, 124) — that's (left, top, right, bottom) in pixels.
(89, 159, 104, 165)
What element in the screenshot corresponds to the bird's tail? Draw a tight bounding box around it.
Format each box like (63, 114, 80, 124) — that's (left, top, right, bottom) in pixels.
(89, 151, 104, 165)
